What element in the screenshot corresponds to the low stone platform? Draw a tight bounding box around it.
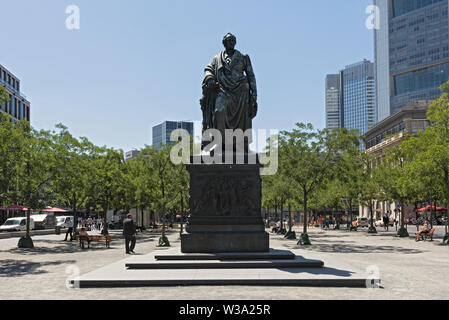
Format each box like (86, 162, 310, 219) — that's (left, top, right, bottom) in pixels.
(154, 248, 295, 261)
(71, 248, 377, 288)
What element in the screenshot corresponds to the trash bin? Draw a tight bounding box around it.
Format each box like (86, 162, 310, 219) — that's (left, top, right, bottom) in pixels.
(55, 226, 61, 235)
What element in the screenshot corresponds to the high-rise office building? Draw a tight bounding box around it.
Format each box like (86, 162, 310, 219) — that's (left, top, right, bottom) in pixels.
(325, 74, 341, 130)
(0, 64, 30, 122)
(340, 60, 377, 137)
(374, 0, 449, 122)
(152, 121, 194, 150)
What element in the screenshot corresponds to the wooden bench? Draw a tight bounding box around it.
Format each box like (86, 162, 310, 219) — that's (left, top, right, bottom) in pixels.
(416, 228, 435, 242)
(76, 235, 112, 249)
(422, 228, 435, 241)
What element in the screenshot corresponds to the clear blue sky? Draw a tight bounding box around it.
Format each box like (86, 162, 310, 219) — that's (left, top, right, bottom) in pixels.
(2, 0, 373, 152)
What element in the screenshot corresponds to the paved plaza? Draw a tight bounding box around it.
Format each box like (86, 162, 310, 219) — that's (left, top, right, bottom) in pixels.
(0, 226, 448, 300)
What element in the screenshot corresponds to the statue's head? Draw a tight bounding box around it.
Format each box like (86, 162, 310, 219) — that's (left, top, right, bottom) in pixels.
(222, 33, 237, 50)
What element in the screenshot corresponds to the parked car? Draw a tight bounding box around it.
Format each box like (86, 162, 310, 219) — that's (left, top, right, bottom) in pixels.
(56, 216, 74, 229)
(0, 217, 35, 232)
(356, 218, 369, 228)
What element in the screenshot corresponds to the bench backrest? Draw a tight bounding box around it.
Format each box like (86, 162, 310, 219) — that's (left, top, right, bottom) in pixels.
(77, 235, 111, 241)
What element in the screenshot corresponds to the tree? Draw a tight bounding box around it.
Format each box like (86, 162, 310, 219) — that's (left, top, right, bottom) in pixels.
(90, 146, 124, 234)
(51, 125, 92, 236)
(0, 85, 9, 105)
(400, 81, 449, 243)
(15, 124, 54, 248)
(357, 151, 381, 234)
(140, 145, 176, 247)
(279, 123, 347, 245)
(0, 113, 20, 209)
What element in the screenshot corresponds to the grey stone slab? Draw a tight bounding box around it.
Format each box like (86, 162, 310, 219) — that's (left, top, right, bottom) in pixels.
(125, 257, 324, 270)
(181, 231, 269, 253)
(154, 248, 296, 261)
(71, 248, 378, 288)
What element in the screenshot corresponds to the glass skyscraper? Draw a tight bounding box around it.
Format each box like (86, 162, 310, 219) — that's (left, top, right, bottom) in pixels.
(0, 64, 30, 122)
(325, 74, 341, 130)
(152, 121, 194, 150)
(340, 60, 377, 138)
(374, 0, 449, 121)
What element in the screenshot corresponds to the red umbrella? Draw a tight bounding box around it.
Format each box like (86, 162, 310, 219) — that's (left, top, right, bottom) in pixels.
(0, 205, 28, 211)
(413, 205, 448, 213)
(41, 206, 69, 213)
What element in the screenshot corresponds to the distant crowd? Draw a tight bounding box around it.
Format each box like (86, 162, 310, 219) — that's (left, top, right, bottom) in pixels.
(76, 217, 105, 231)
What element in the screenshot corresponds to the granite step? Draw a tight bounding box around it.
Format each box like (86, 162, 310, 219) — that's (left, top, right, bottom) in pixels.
(154, 249, 296, 261)
(125, 257, 324, 270)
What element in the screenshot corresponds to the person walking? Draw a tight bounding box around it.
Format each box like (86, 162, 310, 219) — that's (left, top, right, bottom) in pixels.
(123, 214, 137, 254)
(64, 217, 74, 242)
(383, 214, 390, 231)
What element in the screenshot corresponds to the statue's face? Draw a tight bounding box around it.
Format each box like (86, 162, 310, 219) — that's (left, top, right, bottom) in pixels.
(223, 37, 236, 51)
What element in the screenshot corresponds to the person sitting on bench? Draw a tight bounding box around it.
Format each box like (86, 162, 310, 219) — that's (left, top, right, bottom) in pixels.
(272, 221, 280, 233)
(79, 227, 89, 249)
(416, 220, 431, 241)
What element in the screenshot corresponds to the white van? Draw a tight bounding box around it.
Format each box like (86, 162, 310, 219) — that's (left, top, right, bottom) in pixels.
(56, 216, 74, 229)
(0, 217, 35, 232)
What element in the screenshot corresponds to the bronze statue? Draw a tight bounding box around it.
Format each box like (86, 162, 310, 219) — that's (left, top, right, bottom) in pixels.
(201, 33, 258, 138)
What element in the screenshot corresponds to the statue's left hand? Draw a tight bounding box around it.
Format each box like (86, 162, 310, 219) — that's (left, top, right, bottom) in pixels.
(250, 100, 258, 119)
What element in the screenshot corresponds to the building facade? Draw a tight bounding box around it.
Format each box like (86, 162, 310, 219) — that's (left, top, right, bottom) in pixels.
(374, 0, 449, 122)
(360, 100, 431, 221)
(325, 74, 341, 130)
(340, 60, 377, 139)
(0, 64, 30, 122)
(125, 149, 140, 161)
(152, 121, 194, 150)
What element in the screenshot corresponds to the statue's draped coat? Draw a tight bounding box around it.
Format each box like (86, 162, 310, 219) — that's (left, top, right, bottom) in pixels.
(201, 50, 257, 136)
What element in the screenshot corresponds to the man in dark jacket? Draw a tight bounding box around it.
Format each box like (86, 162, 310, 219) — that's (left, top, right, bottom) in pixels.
(123, 214, 137, 254)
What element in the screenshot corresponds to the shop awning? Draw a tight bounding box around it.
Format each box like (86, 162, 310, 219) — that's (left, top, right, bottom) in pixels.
(413, 205, 448, 213)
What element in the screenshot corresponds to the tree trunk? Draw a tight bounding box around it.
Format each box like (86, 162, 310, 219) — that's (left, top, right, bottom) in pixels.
(73, 203, 78, 237)
(400, 201, 405, 229)
(288, 202, 292, 232)
(348, 199, 353, 230)
(369, 200, 375, 228)
(162, 205, 166, 238)
(140, 206, 144, 229)
(26, 208, 31, 238)
(180, 193, 184, 235)
(303, 189, 308, 234)
(280, 204, 284, 231)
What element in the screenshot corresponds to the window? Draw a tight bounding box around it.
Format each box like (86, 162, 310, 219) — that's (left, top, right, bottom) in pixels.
(394, 62, 449, 96)
(393, 0, 445, 18)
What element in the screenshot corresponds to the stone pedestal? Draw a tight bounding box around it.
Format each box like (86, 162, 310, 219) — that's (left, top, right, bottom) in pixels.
(181, 155, 269, 253)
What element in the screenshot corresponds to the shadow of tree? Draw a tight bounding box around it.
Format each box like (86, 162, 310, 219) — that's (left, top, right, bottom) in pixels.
(300, 243, 425, 254)
(0, 259, 76, 277)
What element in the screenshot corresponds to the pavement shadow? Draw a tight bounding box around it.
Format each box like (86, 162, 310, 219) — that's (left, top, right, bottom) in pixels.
(280, 266, 354, 277)
(300, 243, 424, 254)
(3, 244, 84, 255)
(0, 259, 76, 277)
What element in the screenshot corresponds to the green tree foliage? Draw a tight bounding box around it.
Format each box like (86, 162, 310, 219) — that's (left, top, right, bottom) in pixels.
(0, 85, 9, 105)
(399, 81, 449, 239)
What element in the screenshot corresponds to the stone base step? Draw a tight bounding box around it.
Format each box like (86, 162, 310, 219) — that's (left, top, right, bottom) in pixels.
(71, 248, 379, 289)
(154, 248, 296, 261)
(73, 278, 369, 288)
(126, 257, 324, 270)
